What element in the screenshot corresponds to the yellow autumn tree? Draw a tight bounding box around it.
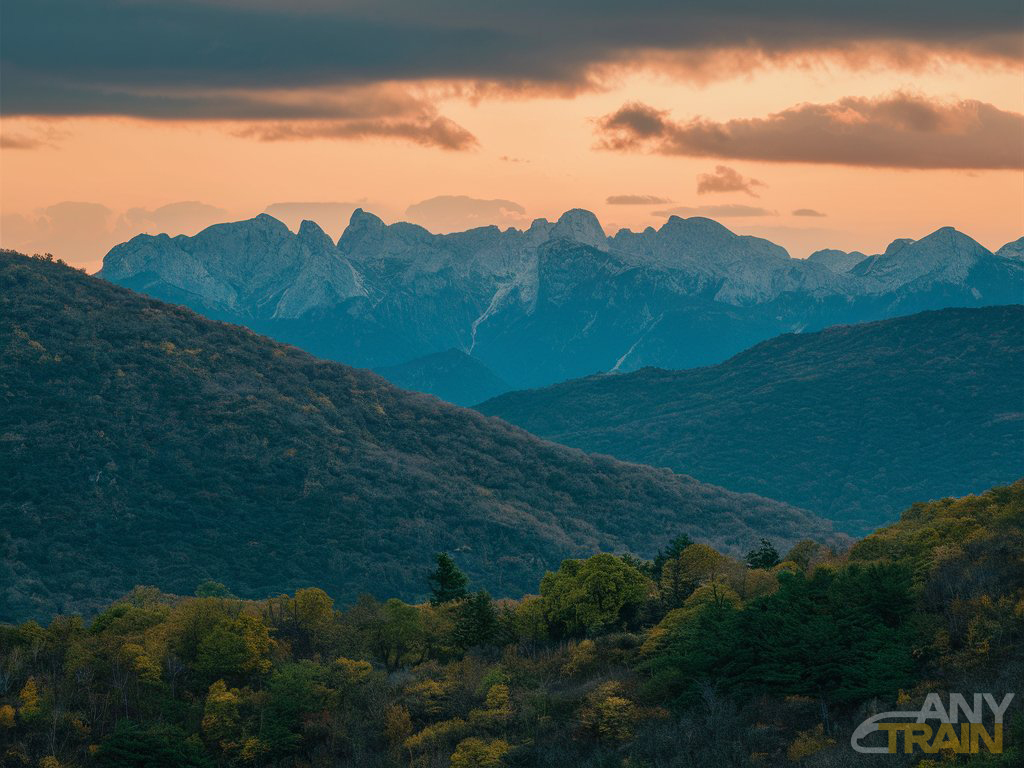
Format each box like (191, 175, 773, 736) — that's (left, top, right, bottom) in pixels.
(786, 723, 836, 761)
(334, 657, 373, 685)
(19, 677, 41, 719)
(450, 737, 511, 768)
(470, 683, 513, 727)
(201, 680, 242, 752)
(121, 642, 162, 684)
(562, 638, 598, 676)
(383, 704, 413, 754)
(578, 682, 641, 743)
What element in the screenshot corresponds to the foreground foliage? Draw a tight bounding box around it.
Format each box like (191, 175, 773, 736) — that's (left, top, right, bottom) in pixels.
(2, 482, 1022, 767)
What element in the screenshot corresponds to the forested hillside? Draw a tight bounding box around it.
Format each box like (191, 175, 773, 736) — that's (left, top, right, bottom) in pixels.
(0, 252, 830, 622)
(1, 482, 1020, 767)
(479, 306, 1024, 532)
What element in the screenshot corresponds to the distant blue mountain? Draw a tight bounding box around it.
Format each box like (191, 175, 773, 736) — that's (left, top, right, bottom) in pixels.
(375, 348, 509, 406)
(99, 209, 1024, 398)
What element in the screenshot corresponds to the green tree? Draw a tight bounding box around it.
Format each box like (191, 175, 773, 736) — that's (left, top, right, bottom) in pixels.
(540, 554, 650, 636)
(653, 534, 693, 578)
(745, 538, 781, 569)
(455, 591, 498, 649)
(356, 598, 428, 670)
(429, 553, 469, 605)
(96, 722, 212, 768)
(784, 540, 822, 571)
(265, 587, 336, 657)
(194, 614, 272, 682)
(195, 580, 233, 598)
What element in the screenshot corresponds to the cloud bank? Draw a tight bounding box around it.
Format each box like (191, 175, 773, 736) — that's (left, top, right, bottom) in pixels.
(2, 1, 1018, 121)
(596, 93, 1024, 169)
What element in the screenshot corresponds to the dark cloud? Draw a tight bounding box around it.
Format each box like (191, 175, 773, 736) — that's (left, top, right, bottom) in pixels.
(404, 195, 528, 232)
(792, 208, 827, 217)
(1, 1, 1019, 119)
(606, 194, 673, 205)
(653, 204, 776, 218)
(596, 93, 1024, 169)
(696, 165, 766, 196)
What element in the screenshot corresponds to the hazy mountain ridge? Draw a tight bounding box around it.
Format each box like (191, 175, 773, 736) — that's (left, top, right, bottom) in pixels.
(0, 252, 833, 621)
(375, 348, 509, 406)
(100, 209, 1024, 393)
(478, 305, 1024, 533)
(807, 248, 868, 272)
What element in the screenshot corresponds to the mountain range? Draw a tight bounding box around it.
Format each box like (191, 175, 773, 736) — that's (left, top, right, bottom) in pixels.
(99, 210, 1024, 397)
(478, 306, 1024, 533)
(0, 251, 833, 621)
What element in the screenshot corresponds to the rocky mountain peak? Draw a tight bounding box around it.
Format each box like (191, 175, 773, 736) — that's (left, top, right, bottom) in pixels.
(549, 209, 607, 250)
(807, 248, 868, 273)
(660, 215, 730, 236)
(297, 219, 334, 250)
(338, 208, 386, 251)
(856, 227, 995, 290)
(883, 238, 914, 257)
(996, 237, 1024, 261)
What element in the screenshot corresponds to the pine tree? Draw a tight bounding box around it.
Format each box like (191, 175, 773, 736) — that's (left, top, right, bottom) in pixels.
(745, 538, 781, 569)
(428, 553, 469, 605)
(653, 534, 694, 579)
(455, 590, 498, 648)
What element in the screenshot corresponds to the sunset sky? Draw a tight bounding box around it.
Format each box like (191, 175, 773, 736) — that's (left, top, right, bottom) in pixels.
(2, 1, 1022, 271)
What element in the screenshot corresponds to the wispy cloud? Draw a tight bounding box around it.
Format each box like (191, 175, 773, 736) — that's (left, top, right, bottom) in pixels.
(606, 194, 673, 205)
(404, 195, 529, 232)
(1, 133, 45, 149)
(595, 93, 1024, 170)
(792, 208, 827, 217)
(236, 115, 478, 150)
(0, 200, 239, 271)
(653, 204, 776, 218)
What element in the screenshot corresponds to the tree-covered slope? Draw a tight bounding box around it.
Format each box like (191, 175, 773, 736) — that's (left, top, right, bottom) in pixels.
(479, 306, 1024, 532)
(0, 253, 831, 621)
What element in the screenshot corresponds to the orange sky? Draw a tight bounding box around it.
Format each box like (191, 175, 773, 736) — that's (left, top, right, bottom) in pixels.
(2, 58, 1022, 272)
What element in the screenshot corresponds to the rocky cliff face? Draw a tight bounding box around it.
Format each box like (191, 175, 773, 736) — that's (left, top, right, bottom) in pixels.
(995, 236, 1024, 261)
(807, 248, 868, 273)
(99, 210, 1024, 393)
